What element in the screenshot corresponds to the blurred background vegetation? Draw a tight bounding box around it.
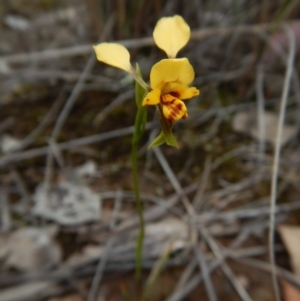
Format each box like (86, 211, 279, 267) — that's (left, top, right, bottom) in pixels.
(1, 1, 300, 301)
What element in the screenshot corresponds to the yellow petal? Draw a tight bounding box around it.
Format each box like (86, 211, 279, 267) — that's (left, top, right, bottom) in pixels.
(153, 15, 190, 58)
(93, 43, 131, 72)
(150, 58, 195, 90)
(162, 98, 188, 123)
(178, 86, 200, 99)
(142, 88, 161, 106)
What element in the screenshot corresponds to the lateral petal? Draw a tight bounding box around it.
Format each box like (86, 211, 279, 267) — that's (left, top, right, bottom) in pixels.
(93, 43, 131, 72)
(142, 88, 161, 106)
(178, 87, 200, 99)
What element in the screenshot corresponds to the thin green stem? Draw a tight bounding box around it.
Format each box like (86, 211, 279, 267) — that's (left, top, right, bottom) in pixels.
(132, 140, 145, 283)
(132, 140, 145, 301)
(132, 63, 147, 300)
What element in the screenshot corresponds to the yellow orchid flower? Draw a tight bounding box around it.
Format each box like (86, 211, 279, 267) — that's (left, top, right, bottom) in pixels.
(141, 15, 199, 124)
(93, 15, 199, 122)
(93, 15, 199, 146)
(142, 58, 199, 122)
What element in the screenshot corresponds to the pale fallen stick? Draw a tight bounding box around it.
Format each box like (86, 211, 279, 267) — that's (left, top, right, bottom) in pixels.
(109, 189, 123, 230)
(0, 122, 156, 167)
(1, 69, 113, 82)
(43, 15, 116, 193)
(10, 168, 30, 204)
(194, 200, 300, 223)
(0, 37, 153, 64)
(0, 281, 65, 301)
(0, 245, 282, 299)
(116, 183, 197, 232)
(202, 229, 253, 301)
(87, 238, 115, 301)
(255, 63, 266, 163)
(194, 64, 254, 84)
(235, 257, 300, 290)
(12, 92, 65, 152)
(0, 22, 293, 65)
(47, 138, 65, 168)
(193, 243, 218, 301)
(51, 14, 116, 144)
(93, 89, 134, 126)
(210, 215, 286, 240)
(172, 258, 198, 294)
(202, 170, 269, 202)
(192, 158, 211, 211)
(0, 190, 11, 232)
(190, 97, 281, 127)
(152, 147, 196, 216)
(165, 245, 279, 301)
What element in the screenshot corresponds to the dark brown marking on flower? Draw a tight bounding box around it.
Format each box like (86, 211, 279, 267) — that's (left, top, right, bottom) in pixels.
(172, 106, 180, 115)
(161, 95, 177, 105)
(168, 107, 179, 123)
(168, 115, 175, 122)
(169, 91, 180, 98)
(176, 103, 183, 110)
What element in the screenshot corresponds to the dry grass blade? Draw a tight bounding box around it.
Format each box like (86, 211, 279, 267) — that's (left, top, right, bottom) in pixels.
(269, 24, 296, 301)
(236, 257, 300, 289)
(0, 123, 155, 167)
(165, 246, 273, 301)
(255, 63, 266, 163)
(192, 157, 212, 210)
(12, 93, 65, 153)
(51, 15, 115, 141)
(201, 230, 254, 301)
(109, 189, 123, 230)
(87, 238, 115, 301)
(194, 243, 218, 301)
(144, 242, 172, 298)
(0, 190, 11, 232)
(152, 147, 195, 216)
(172, 258, 198, 294)
(93, 89, 135, 126)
